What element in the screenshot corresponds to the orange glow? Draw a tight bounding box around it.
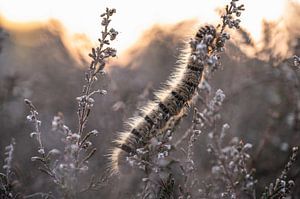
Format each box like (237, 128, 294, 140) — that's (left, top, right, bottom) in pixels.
(0, 0, 299, 53)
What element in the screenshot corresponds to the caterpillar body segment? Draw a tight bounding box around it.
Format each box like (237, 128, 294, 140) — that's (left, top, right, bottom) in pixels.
(109, 26, 216, 175)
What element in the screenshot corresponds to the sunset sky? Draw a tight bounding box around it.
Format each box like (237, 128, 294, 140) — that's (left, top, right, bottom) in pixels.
(0, 0, 298, 52)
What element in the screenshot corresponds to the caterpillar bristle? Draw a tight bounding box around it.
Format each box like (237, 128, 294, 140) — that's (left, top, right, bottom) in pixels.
(140, 101, 157, 115)
(108, 147, 130, 175)
(114, 131, 129, 144)
(153, 89, 169, 102)
(126, 116, 144, 128)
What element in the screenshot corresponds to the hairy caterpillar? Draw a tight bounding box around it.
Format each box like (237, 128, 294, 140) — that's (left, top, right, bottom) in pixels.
(108, 24, 229, 174)
(109, 0, 246, 173)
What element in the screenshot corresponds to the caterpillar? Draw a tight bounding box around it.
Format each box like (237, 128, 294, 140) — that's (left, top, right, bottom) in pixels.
(108, 24, 229, 175)
(108, 0, 247, 173)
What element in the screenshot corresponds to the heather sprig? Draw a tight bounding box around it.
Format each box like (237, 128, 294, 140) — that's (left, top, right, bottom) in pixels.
(0, 139, 18, 199)
(261, 147, 299, 199)
(24, 8, 118, 198)
(2, 139, 15, 184)
(78, 7, 117, 139)
(178, 89, 226, 198)
(203, 128, 257, 199)
(25, 99, 65, 193)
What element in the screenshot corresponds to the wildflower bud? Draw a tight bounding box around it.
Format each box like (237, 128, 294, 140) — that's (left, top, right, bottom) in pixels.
(36, 120, 42, 126)
(30, 132, 38, 138)
(90, 129, 100, 135)
(38, 148, 45, 155)
(31, 156, 41, 161)
(85, 141, 92, 148)
(288, 180, 295, 187)
(193, 130, 202, 136)
(109, 28, 118, 40)
(142, 178, 149, 182)
(76, 96, 85, 102)
(292, 146, 299, 153)
(243, 143, 253, 151)
(26, 115, 35, 121)
(71, 133, 80, 141)
(108, 8, 116, 16)
(24, 99, 31, 105)
(87, 97, 95, 103)
(100, 90, 107, 95)
(48, 149, 61, 156)
(164, 144, 172, 150)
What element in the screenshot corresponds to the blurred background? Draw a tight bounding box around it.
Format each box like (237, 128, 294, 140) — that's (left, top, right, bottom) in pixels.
(0, 0, 300, 198)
